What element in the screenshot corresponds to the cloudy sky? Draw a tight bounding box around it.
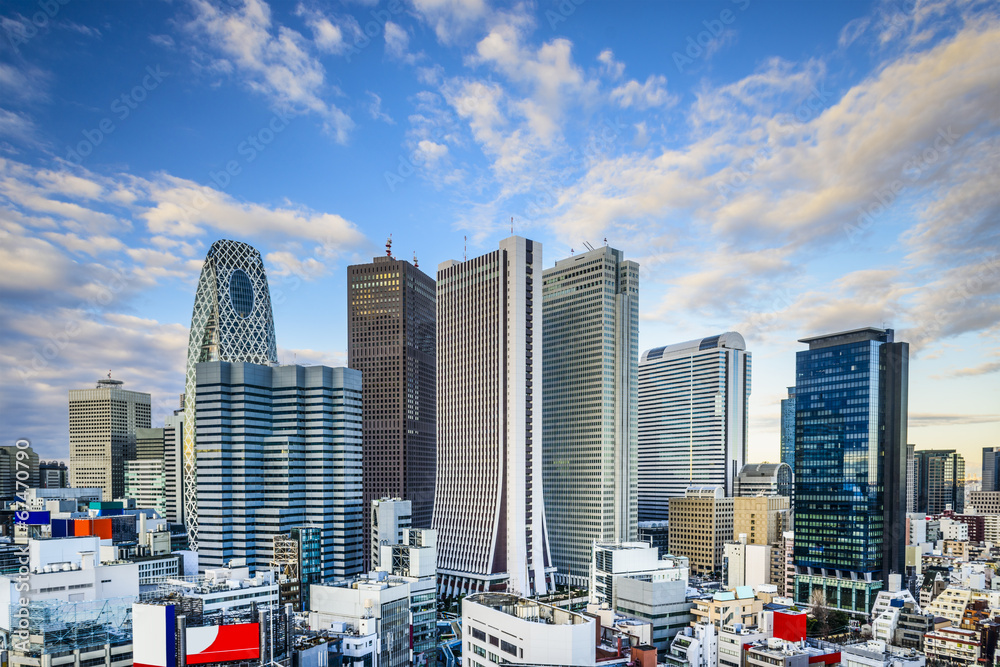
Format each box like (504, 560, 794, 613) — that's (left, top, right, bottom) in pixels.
(1, 0, 997, 472)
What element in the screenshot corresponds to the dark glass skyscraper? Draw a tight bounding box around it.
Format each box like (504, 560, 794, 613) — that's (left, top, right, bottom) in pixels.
(792, 328, 908, 614)
(914, 449, 965, 514)
(983, 447, 1000, 492)
(348, 250, 436, 571)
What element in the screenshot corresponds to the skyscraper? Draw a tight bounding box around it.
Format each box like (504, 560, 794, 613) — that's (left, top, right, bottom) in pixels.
(914, 449, 965, 514)
(792, 328, 908, 614)
(542, 245, 639, 585)
(983, 447, 1000, 492)
(195, 361, 363, 579)
(348, 249, 436, 571)
(906, 444, 916, 513)
(638, 332, 751, 520)
(0, 445, 39, 499)
(125, 427, 167, 516)
(69, 376, 151, 501)
(780, 386, 796, 471)
(433, 236, 552, 597)
(182, 239, 277, 549)
(163, 412, 184, 525)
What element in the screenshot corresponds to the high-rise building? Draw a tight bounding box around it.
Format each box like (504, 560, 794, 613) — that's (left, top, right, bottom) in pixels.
(780, 386, 796, 471)
(69, 376, 151, 501)
(542, 245, 639, 586)
(792, 328, 908, 614)
(433, 236, 552, 598)
(735, 462, 793, 498)
(914, 449, 965, 514)
(733, 495, 790, 546)
(638, 332, 751, 520)
(906, 444, 917, 513)
(124, 427, 167, 516)
(194, 361, 363, 579)
(271, 525, 322, 611)
(348, 250, 436, 571)
(38, 460, 68, 489)
(0, 445, 39, 499)
(371, 498, 412, 571)
(667, 486, 734, 576)
(182, 239, 278, 549)
(163, 412, 184, 525)
(982, 447, 1000, 492)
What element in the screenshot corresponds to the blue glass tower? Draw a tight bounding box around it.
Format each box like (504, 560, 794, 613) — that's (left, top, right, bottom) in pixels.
(780, 386, 796, 471)
(792, 328, 908, 614)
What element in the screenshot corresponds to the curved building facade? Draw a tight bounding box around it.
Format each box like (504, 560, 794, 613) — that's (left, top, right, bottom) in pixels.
(183, 239, 277, 548)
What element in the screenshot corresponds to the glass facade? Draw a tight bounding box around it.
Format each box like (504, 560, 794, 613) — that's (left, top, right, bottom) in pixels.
(792, 328, 908, 614)
(780, 386, 796, 472)
(914, 449, 965, 514)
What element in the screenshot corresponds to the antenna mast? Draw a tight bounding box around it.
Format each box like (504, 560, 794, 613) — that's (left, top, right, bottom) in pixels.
(386, 234, 393, 257)
(463, 235, 467, 262)
(413, 252, 418, 268)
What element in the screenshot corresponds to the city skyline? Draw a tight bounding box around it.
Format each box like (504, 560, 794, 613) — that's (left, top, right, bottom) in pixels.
(2, 0, 998, 471)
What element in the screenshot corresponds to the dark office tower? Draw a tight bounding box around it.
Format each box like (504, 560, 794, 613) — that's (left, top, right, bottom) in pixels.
(914, 450, 966, 514)
(906, 444, 917, 513)
(348, 248, 436, 571)
(792, 328, 908, 615)
(983, 447, 1000, 492)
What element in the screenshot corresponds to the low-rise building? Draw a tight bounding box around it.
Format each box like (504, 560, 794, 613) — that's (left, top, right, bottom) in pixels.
(463, 592, 630, 666)
(613, 566, 693, 652)
(724, 536, 771, 588)
(590, 541, 688, 607)
(924, 626, 982, 667)
(840, 640, 925, 667)
(744, 637, 841, 667)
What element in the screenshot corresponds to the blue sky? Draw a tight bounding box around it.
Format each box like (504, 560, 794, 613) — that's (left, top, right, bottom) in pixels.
(1, 0, 997, 471)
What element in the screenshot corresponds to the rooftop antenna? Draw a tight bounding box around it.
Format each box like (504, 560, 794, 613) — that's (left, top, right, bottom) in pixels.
(511, 216, 514, 235)
(463, 235, 467, 262)
(107, 370, 112, 379)
(583, 241, 595, 251)
(413, 251, 418, 268)
(570, 247, 574, 255)
(385, 234, 393, 257)
(604, 237, 608, 246)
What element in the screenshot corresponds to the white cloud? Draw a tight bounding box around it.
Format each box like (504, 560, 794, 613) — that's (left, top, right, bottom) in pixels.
(411, 0, 488, 44)
(597, 49, 624, 79)
(610, 74, 676, 110)
(185, 0, 353, 142)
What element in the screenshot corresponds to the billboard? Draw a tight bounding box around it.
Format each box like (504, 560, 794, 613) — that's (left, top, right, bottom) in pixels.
(15, 511, 50, 525)
(186, 623, 260, 665)
(132, 604, 177, 667)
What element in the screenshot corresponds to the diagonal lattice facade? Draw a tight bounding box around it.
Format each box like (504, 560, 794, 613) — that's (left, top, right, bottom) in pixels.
(183, 239, 277, 549)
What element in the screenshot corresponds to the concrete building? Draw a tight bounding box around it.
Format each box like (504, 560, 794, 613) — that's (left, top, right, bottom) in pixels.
(735, 463, 793, 499)
(665, 622, 717, 667)
(182, 239, 278, 549)
(840, 641, 925, 667)
(590, 541, 687, 607)
(924, 626, 982, 667)
(162, 411, 184, 525)
(311, 571, 434, 667)
(793, 328, 908, 614)
(969, 490, 1000, 514)
(613, 571, 693, 652)
(543, 245, 639, 586)
(0, 445, 39, 499)
(38, 460, 68, 488)
(69, 376, 151, 501)
(668, 486, 734, 576)
(124, 427, 166, 516)
(463, 592, 629, 667)
(195, 362, 363, 579)
(744, 638, 843, 667)
(433, 236, 552, 597)
(733, 495, 790, 546)
(689, 587, 764, 630)
(371, 498, 412, 571)
(914, 449, 966, 514)
(724, 536, 772, 588)
(638, 333, 750, 520)
(348, 250, 436, 571)
(375, 528, 438, 665)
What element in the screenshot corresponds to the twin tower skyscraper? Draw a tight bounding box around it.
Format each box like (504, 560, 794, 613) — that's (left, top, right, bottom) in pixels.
(180, 236, 645, 596)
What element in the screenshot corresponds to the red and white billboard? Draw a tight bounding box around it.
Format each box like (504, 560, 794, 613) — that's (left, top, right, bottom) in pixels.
(186, 623, 260, 665)
(133, 604, 176, 667)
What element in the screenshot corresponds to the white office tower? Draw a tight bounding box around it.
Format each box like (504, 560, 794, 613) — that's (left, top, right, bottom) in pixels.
(638, 333, 750, 520)
(69, 376, 151, 501)
(543, 246, 639, 586)
(195, 362, 363, 579)
(433, 236, 552, 597)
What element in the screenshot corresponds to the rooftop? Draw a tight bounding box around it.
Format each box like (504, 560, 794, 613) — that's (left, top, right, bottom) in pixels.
(467, 592, 590, 626)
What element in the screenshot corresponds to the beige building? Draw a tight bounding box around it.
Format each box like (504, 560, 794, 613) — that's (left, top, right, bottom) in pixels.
(669, 486, 734, 576)
(733, 495, 790, 546)
(69, 376, 151, 501)
(689, 588, 765, 630)
(969, 491, 1000, 514)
